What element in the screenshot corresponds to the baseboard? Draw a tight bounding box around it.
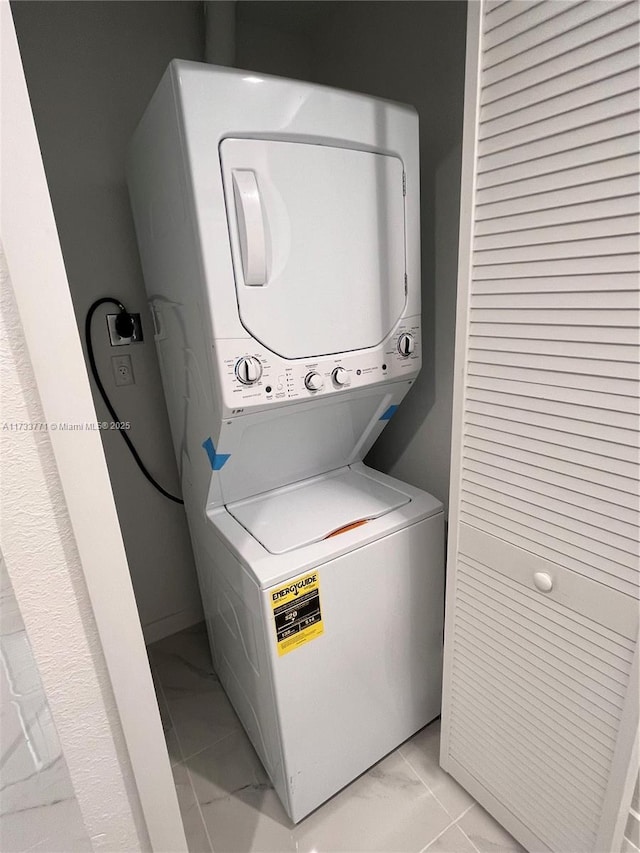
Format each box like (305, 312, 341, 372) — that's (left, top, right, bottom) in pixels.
(142, 605, 204, 645)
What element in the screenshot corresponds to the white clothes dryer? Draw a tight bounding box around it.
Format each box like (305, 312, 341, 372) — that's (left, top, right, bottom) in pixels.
(127, 61, 444, 823)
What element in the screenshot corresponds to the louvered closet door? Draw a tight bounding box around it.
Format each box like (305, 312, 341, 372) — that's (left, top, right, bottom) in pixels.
(441, 3, 640, 852)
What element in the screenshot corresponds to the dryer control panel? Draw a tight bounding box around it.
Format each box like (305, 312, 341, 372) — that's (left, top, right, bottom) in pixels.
(216, 317, 421, 417)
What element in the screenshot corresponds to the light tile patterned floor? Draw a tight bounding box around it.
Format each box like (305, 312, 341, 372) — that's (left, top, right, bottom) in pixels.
(148, 624, 524, 853)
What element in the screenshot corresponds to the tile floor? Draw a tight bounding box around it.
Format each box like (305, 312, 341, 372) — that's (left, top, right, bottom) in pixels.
(148, 623, 524, 853)
(0, 559, 91, 853)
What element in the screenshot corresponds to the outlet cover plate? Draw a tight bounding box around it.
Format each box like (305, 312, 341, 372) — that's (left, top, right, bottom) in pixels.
(107, 313, 143, 346)
(112, 354, 135, 387)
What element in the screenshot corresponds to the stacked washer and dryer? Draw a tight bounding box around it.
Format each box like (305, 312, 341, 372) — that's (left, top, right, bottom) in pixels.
(128, 61, 444, 823)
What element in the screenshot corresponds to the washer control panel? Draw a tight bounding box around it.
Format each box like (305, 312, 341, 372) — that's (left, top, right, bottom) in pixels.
(217, 317, 421, 416)
(397, 333, 415, 357)
(235, 356, 263, 384)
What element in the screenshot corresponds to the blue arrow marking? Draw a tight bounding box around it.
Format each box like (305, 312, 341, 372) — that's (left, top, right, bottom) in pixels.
(380, 405, 399, 421)
(202, 437, 231, 471)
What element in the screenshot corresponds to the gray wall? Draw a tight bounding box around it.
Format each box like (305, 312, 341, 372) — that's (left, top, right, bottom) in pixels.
(12, 1, 205, 641)
(13, 0, 466, 642)
(236, 1, 467, 513)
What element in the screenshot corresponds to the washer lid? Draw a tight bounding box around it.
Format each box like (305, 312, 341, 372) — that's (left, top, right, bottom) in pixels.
(220, 139, 407, 359)
(226, 467, 411, 554)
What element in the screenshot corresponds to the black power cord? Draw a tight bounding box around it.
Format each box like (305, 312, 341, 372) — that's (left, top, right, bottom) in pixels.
(85, 297, 184, 505)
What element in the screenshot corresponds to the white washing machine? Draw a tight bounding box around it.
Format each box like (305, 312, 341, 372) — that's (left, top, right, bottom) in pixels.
(127, 61, 444, 823)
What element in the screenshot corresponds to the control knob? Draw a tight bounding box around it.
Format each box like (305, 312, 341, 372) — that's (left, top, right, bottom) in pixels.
(332, 367, 350, 387)
(397, 333, 415, 357)
(305, 372, 324, 392)
(235, 356, 263, 385)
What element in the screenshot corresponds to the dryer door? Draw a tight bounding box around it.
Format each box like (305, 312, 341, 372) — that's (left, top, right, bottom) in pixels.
(220, 139, 407, 359)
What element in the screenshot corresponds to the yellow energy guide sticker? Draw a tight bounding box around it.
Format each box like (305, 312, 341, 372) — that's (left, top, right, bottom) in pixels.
(271, 571, 323, 657)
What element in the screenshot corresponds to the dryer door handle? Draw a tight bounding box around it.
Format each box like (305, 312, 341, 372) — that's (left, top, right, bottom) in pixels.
(232, 170, 267, 286)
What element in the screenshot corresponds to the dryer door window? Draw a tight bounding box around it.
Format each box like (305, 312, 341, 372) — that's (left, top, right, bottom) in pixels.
(220, 139, 407, 359)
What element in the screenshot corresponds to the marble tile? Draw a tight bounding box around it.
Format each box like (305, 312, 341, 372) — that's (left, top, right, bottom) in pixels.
(147, 622, 214, 683)
(1, 753, 75, 819)
(1, 638, 63, 790)
(0, 794, 92, 853)
(294, 751, 452, 853)
(148, 623, 241, 760)
(150, 667, 182, 765)
(424, 824, 478, 853)
(400, 719, 475, 820)
(1, 685, 36, 787)
(0, 564, 91, 853)
(457, 805, 526, 853)
(2, 631, 41, 696)
(0, 557, 24, 638)
(187, 728, 453, 853)
(186, 729, 290, 853)
(622, 836, 640, 853)
(626, 811, 640, 850)
(172, 762, 212, 853)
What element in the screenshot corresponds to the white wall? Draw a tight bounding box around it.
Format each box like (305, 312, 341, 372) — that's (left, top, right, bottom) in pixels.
(11, 1, 206, 641)
(1, 252, 146, 851)
(2, 4, 188, 842)
(236, 1, 468, 514)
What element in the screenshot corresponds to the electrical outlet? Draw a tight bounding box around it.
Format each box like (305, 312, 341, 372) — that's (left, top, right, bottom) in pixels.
(107, 313, 143, 346)
(112, 354, 135, 387)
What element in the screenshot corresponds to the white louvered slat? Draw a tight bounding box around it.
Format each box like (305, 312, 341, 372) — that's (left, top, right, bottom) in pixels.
(445, 556, 636, 853)
(450, 689, 609, 809)
(443, 4, 640, 851)
(476, 154, 638, 204)
(475, 214, 639, 249)
(471, 282, 639, 303)
(450, 715, 596, 851)
(482, 18, 639, 103)
(483, 1, 577, 48)
(469, 308, 638, 326)
(480, 68, 639, 140)
(469, 346, 638, 379)
(465, 426, 638, 485)
(474, 232, 638, 263)
(475, 173, 639, 219)
(462, 457, 638, 529)
(478, 90, 638, 152)
(462, 473, 639, 551)
(460, 507, 639, 595)
(450, 678, 610, 793)
(484, 1, 542, 32)
(468, 334, 638, 363)
(450, 715, 602, 835)
(472, 271, 638, 291)
(482, 1, 638, 86)
(477, 134, 640, 189)
(467, 361, 636, 397)
(456, 556, 635, 670)
(464, 447, 636, 512)
(465, 403, 638, 459)
(461, 492, 638, 569)
(466, 379, 639, 421)
(470, 321, 638, 344)
(473, 254, 639, 277)
(479, 110, 640, 172)
(482, 1, 617, 69)
(455, 586, 630, 697)
(482, 45, 640, 119)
